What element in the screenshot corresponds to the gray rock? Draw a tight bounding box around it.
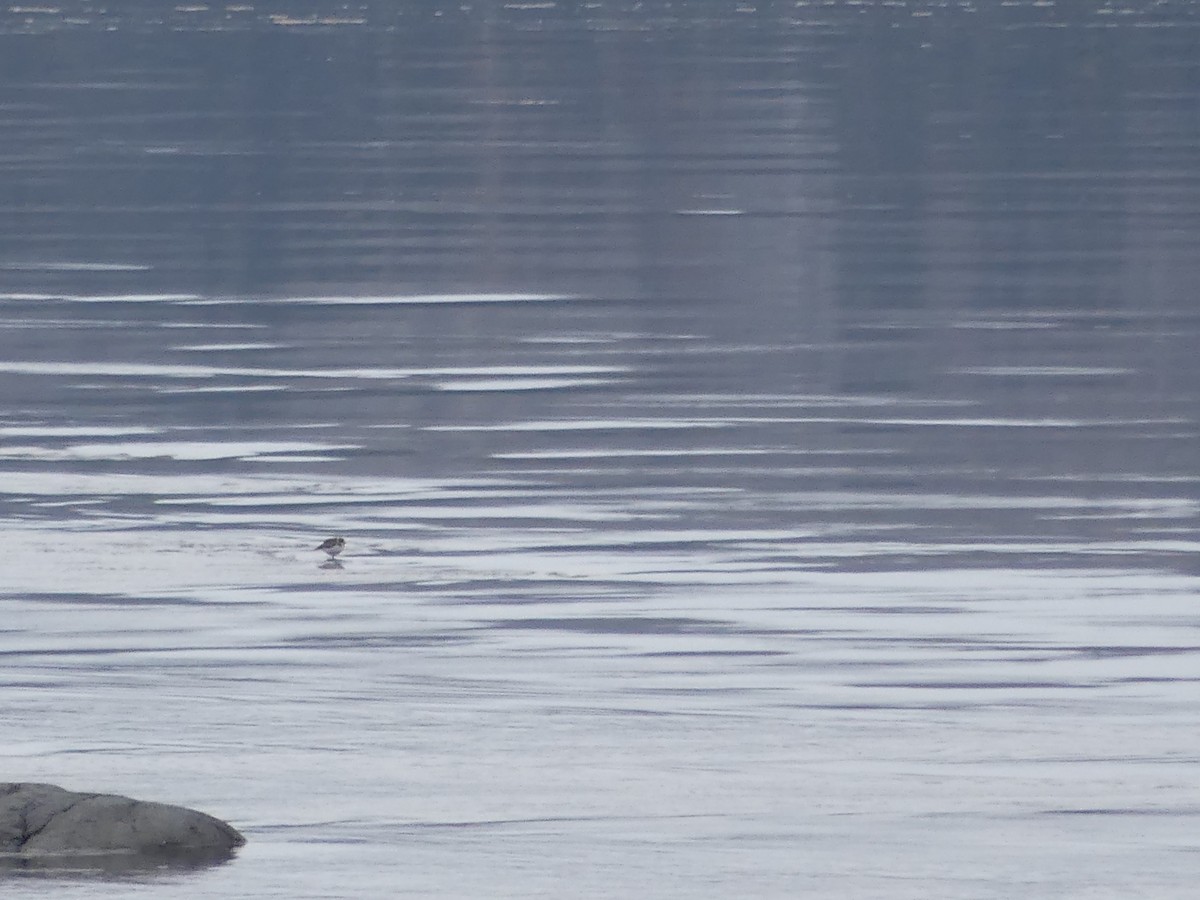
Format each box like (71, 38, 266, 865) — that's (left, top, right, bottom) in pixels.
(0, 783, 244, 868)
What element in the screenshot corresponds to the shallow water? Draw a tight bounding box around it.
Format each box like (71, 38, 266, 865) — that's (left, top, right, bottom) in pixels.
(2, 2, 1200, 897)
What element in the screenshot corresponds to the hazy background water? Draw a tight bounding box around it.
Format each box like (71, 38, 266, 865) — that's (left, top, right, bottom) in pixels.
(2, 2, 1200, 897)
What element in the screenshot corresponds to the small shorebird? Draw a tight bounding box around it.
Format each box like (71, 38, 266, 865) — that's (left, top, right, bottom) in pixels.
(315, 536, 346, 559)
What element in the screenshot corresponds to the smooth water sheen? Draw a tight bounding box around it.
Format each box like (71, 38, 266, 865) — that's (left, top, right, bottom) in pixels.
(2, 2, 1200, 897)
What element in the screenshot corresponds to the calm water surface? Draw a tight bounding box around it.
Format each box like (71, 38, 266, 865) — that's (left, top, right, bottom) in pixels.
(2, 2, 1200, 897)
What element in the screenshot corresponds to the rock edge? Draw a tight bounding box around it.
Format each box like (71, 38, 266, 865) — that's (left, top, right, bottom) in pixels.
(0, 782, 244, 864)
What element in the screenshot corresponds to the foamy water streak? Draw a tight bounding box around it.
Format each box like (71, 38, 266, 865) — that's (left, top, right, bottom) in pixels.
(0, 261, 152, 272)
(0, 440, 358, 461)
(0, 361, 627, 380)
(5, 291, 578, 306)
(186, 292, 579, 305)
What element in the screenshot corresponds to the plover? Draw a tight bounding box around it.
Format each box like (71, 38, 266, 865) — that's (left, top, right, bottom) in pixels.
(315, 536, 346, 559)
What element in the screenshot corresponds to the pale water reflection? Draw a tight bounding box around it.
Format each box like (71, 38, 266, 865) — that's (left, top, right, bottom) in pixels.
(3, 1, 1200, 898)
